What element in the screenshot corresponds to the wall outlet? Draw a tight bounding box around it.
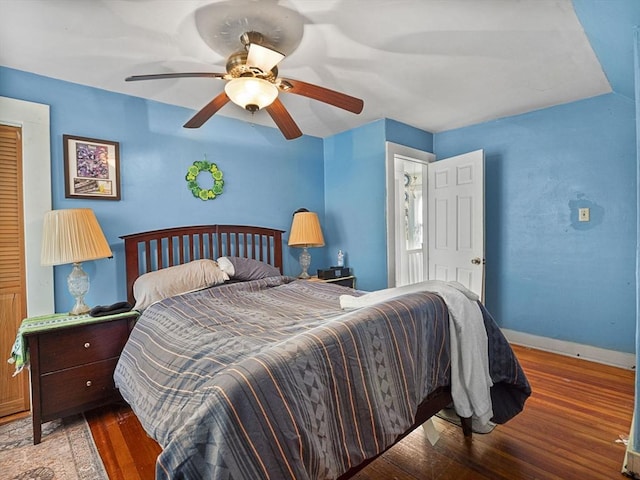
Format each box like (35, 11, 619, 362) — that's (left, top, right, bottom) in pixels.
(578, 207, 590, 222)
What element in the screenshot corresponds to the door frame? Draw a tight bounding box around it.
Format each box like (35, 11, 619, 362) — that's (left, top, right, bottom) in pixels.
(385, 142, 435, 287)
(0, 96, 54, 316)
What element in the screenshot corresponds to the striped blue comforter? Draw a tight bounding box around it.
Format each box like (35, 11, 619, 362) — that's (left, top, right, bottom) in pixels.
(114, 276, 528, 479)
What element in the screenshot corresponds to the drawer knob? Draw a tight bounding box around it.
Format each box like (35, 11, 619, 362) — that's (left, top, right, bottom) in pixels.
(86, 380, 92, 387)
(84, 342, 91, 349)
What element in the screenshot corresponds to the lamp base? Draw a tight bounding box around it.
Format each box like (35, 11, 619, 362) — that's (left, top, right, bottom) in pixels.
(297, 247, 311, 279)
(69, 299, 91, 316)
(67, 262, 91, 315)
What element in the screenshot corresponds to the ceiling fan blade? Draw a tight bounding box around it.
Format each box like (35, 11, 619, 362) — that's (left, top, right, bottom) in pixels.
(266, 98, 302, 140)
(246, 43, 285, 73)
(278, 78, 364, 114)
(125, 72, 226, 82)
(183, 92, 231, 128)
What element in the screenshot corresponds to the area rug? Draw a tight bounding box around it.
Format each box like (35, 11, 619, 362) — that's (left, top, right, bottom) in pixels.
(0, 414, 108, 480)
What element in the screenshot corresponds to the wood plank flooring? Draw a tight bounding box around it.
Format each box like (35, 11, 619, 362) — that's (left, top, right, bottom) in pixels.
(85, 345, 635, 479)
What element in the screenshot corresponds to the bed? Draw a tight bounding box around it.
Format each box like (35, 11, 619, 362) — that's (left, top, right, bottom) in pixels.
(115, 224, 530, 480)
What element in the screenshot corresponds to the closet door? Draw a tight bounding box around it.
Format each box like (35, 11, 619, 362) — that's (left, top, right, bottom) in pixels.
(0, 124, 30, 417)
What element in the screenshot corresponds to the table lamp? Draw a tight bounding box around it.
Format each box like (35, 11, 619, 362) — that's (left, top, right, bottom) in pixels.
(288, 210, 325, 279)
(41, 209, 113, 315)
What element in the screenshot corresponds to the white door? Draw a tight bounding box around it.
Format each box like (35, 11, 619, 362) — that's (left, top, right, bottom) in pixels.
(385, 142, 434, 287)
(427, 150, 485, 299)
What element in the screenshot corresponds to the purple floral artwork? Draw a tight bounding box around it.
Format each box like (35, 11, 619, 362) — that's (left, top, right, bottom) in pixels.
(75, 142, 109, 179)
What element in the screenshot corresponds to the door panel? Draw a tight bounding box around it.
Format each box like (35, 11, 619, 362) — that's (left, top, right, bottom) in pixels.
(0, 124, 29, 417)
(434, 198, 448, 248)
(428, 150, 485, 299)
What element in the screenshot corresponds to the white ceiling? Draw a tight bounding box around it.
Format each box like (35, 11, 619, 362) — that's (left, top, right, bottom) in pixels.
(0, 0, 611, 138)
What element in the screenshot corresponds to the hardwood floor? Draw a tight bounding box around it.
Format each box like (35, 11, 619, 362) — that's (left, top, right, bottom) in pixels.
(85, 345, 635, 479)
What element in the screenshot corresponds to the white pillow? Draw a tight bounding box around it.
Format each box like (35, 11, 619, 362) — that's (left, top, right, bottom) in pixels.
(216, 256, 235, 277)
(133, 259, 229, 310)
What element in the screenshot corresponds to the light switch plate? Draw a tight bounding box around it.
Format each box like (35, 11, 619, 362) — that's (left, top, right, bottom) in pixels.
(579, 208, 590, 222)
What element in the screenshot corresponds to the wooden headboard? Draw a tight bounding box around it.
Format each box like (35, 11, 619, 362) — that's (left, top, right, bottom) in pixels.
(120, 225, 284, 304)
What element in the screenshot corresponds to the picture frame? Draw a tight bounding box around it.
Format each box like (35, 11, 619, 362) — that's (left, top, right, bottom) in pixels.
(63, 134, 121, 200)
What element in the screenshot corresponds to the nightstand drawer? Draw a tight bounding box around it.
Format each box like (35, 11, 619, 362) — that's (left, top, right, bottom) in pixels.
(40, 357, 120, 418)
(308, 275, 356, 289)
(329, 276, 356, 288)
(39, 320, 129, 373)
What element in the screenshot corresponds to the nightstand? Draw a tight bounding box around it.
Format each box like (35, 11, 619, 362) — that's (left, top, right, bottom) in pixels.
(308, 275, 356, 288)
(18, 311, 138, 444)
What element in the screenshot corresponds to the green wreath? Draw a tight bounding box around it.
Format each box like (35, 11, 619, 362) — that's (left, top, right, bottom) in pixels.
(185, 160, 224, 201)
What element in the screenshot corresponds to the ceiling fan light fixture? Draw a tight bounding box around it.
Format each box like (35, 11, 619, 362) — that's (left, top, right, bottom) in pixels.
(246, 42, 285, 73)
(225, 77, 278, 111)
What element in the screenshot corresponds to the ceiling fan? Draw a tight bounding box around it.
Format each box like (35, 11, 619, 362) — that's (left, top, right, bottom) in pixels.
(125, 31, 364, 140)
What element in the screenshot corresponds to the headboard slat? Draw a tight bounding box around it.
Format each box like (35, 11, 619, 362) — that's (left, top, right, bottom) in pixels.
(121, 225, 285, 305)
(145, 241, 153, 274)
(252, 234, 257, 260)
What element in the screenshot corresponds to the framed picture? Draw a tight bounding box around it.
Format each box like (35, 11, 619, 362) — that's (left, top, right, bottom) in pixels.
(63, 135, 120, 200)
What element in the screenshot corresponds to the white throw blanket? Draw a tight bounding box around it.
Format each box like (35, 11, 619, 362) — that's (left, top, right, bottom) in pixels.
(340, 280, 494, 426)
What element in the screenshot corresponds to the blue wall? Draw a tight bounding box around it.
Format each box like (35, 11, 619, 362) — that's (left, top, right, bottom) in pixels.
(323, 119, 433, 291)
(0, 66, 325, 312)
(435, 93, 637, 353)
(573, 0, 639, 101)
(1, 32, 638, 356)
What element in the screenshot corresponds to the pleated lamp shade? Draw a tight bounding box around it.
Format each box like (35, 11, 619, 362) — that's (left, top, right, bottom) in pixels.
(41, 209, 112, 266)
(288, 212, 325, 248)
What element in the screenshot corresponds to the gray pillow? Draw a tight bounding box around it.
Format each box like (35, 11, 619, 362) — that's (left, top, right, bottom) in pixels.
(217, 256, 281, 281)
(133, 259, 229, 310)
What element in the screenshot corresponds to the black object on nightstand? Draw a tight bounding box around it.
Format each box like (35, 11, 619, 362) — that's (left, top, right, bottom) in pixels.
(317, 267, 352, 280)
(21, 311, 138, 444)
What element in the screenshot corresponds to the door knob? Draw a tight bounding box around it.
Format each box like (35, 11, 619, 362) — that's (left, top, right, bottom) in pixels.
(471, 257, 482, 265)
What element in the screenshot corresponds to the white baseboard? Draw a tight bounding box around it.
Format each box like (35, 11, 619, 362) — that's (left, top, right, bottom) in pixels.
(501, 328, 635, 370)
(623, 450, 640, 479)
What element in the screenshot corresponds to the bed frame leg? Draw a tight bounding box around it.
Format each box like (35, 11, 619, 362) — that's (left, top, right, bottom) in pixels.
(460, 416, 473, 437)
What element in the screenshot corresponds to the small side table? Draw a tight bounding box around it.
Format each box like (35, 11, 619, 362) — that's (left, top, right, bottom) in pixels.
(15, 311, 138, 444)
(308, 275, 356, 289)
